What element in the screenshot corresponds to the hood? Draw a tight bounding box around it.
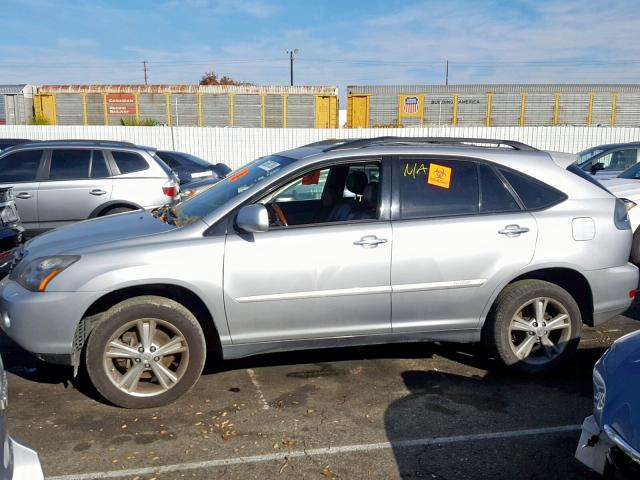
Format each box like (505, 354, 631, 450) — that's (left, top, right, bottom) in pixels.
(24, 211, 175, 257)
(599, 178, 640, 200)
(597, 329, 640, 452)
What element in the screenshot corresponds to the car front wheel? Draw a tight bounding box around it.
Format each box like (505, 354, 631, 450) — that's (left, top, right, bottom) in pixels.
(483, 279, 582, 374)
(85, 296, 206, 408)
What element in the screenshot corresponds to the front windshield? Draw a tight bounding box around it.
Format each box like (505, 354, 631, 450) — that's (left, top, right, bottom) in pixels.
(171, 154, 295, 226)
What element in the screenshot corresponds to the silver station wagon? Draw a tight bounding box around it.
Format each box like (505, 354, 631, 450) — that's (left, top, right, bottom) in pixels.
(0, 137, 637, 408)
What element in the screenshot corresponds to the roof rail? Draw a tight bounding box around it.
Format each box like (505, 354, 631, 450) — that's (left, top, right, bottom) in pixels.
(33, 139, 137, 147)
(323, 136, 538, 152)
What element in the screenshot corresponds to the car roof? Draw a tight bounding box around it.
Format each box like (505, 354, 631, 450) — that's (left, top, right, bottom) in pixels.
(583, 142, 640, 151)
(0, 139, 155, 154)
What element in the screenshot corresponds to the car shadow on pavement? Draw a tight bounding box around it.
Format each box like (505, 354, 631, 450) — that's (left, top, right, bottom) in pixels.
(383, 346, 608, 480)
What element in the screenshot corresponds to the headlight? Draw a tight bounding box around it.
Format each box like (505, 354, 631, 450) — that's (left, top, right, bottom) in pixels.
(593, 366, 607, 426)
(14, 255, 80, 292)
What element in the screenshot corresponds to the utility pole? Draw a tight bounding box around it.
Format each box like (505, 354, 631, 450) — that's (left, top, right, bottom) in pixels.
(285, 49, 298, 86)
(143, 61, 148, 85)
(445, 60, 449, 86)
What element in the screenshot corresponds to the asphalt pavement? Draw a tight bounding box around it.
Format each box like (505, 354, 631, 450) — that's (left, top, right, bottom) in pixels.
(3, 307, 639, 480)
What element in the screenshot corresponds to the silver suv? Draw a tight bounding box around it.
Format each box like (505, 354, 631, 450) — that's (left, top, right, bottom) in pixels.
(0, 137, 637, 408)
(0, 140, 178, 235)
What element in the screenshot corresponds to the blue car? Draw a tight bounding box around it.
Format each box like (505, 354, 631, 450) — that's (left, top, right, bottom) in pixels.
(576, 329, 640, 477)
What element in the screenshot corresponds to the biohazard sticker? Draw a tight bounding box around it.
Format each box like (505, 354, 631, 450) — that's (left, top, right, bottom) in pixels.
(427, 163, 451, 189)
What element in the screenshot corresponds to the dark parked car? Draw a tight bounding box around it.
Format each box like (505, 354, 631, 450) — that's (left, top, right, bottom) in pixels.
(576, 329, 640, 478)
(0, 187, 23, 275)
(156, 150, 231, 184)
(0, 139, 33, 152)
(576, 143, 640, 179)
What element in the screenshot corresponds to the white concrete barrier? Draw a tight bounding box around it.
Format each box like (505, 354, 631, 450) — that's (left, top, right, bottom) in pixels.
(1, 125, 639, 169)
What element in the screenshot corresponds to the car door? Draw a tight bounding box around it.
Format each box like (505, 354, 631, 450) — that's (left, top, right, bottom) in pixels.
(37, 149, 113, 229)
(0, 148, 44, 231)
(223, 158, 392, 344)
(390, 157, 538, 333)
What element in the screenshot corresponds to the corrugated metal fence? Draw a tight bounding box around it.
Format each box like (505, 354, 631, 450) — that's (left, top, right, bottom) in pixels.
(1, 125, 640, 169)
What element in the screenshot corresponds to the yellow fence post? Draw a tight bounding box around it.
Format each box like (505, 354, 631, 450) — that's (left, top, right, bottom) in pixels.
(135, 93, 140, 122)
(102, 93, 108, 126)
(165, 93, 172, 127)
(229, 93, 235, 127)
(519, 92, 527, 127)
(81, 93, 88, 126)
(452, 93, 459, 126)
(611, 93, 619, 127)
(282, 94, 287, 128)
(485, 92, 493, 127)
(198, 93, 203, 127)
(587, 92, 594, 125)
(261, 94, 266, 128)
(554, 93, 560, 126)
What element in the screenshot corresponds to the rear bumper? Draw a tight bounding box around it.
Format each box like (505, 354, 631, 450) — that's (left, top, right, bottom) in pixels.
(583, 263, 639, 326)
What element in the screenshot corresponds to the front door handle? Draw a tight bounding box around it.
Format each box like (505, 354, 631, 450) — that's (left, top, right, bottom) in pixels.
(15, 192, 31, 200)
(498, 224, 530, 237)
(354, 235, 388, 248)
(90, 189, 107, 196)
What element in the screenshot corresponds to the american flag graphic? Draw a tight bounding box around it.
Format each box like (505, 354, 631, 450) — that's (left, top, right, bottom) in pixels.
(403, 96, 419, 114)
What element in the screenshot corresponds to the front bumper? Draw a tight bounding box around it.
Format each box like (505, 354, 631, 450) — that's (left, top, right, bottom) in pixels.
(583, 263, 639, 326)
(0, 277, 98, 363)
(576, 415, 640, 475)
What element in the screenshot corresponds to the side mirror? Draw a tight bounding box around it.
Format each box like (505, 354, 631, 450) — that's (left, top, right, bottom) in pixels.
(236, 204, 269, 233)
(590, 162, 605, 174)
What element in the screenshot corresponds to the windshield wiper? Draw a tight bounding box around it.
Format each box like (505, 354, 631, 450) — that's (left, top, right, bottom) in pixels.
(151, 205, 178, 225)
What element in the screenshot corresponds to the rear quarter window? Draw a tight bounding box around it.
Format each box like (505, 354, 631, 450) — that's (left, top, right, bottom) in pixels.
(111, 151, 149, 175)
(499, 169, 566, 210)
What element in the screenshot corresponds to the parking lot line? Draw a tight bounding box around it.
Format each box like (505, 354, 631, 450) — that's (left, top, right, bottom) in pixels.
(46, 424, 580, 480)
(246, 368, 270, 410)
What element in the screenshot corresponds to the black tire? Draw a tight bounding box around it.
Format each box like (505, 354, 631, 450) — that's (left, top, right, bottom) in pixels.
(631, 228, 640, 265)
(99, 206, 136, 216)
(482, 279, 582, 374)
(85, 296, 206, 408)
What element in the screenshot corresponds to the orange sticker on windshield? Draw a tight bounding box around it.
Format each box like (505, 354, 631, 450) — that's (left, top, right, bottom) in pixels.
(427, 163, 451, 189)
(228, 168, 249, 183)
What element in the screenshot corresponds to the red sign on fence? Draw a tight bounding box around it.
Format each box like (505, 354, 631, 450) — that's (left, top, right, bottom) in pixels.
(107, 93, 136, 116)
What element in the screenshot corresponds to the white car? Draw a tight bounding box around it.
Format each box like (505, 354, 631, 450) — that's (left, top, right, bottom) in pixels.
(600, 165, 640, 263)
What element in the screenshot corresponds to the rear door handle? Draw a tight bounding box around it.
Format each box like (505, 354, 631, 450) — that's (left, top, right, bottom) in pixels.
(90, 189, 107, 196)
(354, 235, 388, 248)
(498, 224, 530, 237)
(15, 192, 31, 200)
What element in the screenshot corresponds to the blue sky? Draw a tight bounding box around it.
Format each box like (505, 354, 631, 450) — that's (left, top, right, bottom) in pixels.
(3, 0, 640, 95)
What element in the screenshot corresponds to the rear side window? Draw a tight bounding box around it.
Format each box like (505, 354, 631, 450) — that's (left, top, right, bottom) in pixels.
(157, 152, 181, 170)
(398, 159, 479, 219)
(49, 149, 91, 180)
(478, 165, 521, 213)
(111, 151, 149, 175)
(0, 149, 42, 182)
(500, 169, 566, 210)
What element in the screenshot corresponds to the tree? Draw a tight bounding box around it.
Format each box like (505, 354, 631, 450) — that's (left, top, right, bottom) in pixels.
(199, 71, 254, 86)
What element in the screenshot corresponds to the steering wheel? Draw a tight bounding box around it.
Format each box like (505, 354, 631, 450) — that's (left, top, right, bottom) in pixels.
(270, 202, 288, 227)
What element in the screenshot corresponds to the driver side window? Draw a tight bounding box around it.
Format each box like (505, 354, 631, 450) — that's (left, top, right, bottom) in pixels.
(263, 161, 381, 228)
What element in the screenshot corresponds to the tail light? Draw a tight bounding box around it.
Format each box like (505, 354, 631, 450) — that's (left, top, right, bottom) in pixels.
(162, 180, 179, 198)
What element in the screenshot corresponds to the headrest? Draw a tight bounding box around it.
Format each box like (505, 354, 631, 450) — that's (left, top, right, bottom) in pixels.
(363, 181, 379, 207)
(345, 170, 368, 195)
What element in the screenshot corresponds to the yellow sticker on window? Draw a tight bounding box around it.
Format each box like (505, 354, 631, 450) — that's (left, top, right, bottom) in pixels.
(427, 163, 452, 189)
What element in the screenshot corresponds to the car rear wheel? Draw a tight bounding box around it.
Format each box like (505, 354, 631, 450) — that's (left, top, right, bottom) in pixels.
(483, 279, 582, 374)
(85, 296, 206, 408)
(630, 228, 640, 265)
